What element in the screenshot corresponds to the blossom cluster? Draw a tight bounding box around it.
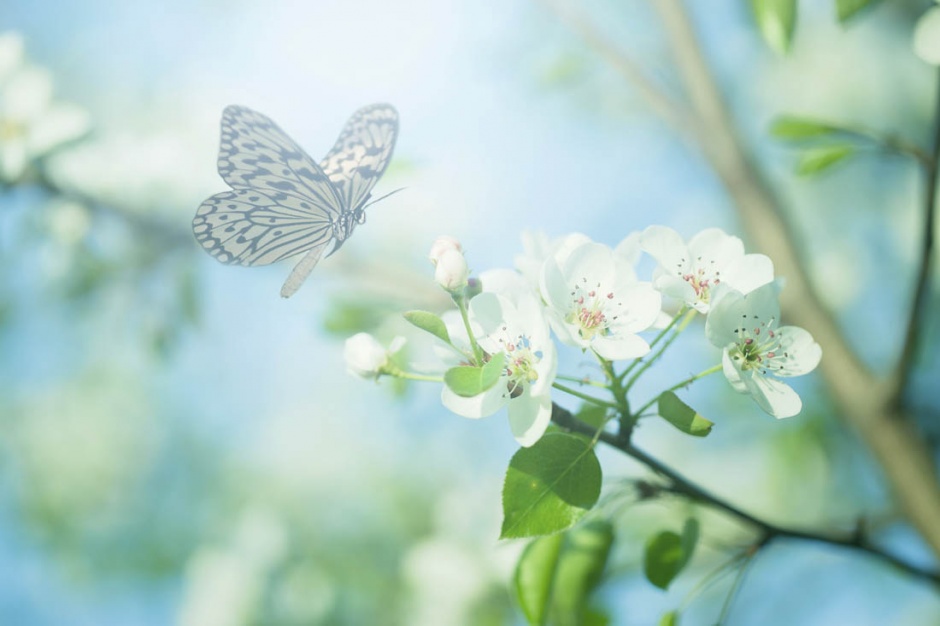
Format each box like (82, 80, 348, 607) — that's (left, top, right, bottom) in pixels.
(345, 228, 822, 447)
(0, 32, 89, 182)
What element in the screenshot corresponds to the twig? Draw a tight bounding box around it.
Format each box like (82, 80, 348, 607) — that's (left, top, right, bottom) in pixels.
(552, 404, 940, 587)
(535, 0, 694, 137)
(894, 68, 940, 403)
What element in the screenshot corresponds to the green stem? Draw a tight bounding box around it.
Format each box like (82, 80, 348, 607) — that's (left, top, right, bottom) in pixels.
(633, 364, 722, 418)
(618, 311, 685, 382)
(552, 382, 620, 410)
(454, 294, 484, 365)
(555, 373, 608, 389)
(598, 357, 632, 436)
(678, 550, 747, 613)
(624, 308, 697, 392)
(392, 371, 443, 383)
(715, 551, 757, 626)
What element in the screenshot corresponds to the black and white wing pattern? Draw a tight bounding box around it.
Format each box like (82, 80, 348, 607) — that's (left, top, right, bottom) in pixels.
(193, 106, 341, 267)
(319, 104, 398, 216)
(191, 104, 399, 297)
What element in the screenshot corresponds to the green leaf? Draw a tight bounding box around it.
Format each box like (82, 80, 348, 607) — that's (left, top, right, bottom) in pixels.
(659, 611, 680, 626)
(769, 116, 839, 140)
(403, 310, 451, 344)
(514, 533, 564, 625)
(552, 521, 615, 624)
(501, 433, 602, 538)
(680, 518, 700, 566)
(835, 0, 880, 23)
(576, 404, 609, 431)
(643, 519, 699, 590)
(795, 144, 856, 176)
(444, 352, 505, 397)
(750, 0, 797, 55)
(658, 392, 713, 437)
(513, 521, 615, 626)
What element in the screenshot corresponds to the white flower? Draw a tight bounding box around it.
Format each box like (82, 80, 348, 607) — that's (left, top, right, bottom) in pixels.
(915, 4, 940, 65)
(514, 231, 592, 289)
(541, 241, 661, 360)
(0, 32, 90, 182)
(429, 235, 463, 265)
(705, 284, 822, 418)
(640, 226, 774, 313)
(434, 247, 469, 292)
(344, 333, 405, 380)
(441, 292, 557, 447)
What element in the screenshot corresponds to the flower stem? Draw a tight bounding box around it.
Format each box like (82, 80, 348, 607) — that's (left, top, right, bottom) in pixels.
(552, 382, 620, 410)
(555, 373, 609, 389)
(633, 364, 722, 418)
(454, 294, 484, 365)
(618, 309, 686, 383)
(624, 308, 697, 392)
(392, 371, 443, 383)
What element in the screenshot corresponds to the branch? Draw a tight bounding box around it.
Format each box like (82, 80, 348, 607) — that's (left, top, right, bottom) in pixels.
(535, 0, 694, 137)
(551, 404, 940, 587)
(894, 67, 940, 402)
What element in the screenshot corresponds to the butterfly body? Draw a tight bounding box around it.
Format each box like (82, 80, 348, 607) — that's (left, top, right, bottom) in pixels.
(192, 103, 399, 297)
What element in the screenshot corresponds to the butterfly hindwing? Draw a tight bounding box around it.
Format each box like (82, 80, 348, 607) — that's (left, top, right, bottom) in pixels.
(192, 189, 333, 266)
(319, 103, 399, 213)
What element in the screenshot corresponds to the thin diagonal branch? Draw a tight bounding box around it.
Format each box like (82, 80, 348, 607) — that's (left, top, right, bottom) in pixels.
(536, 0, 694, 137)
(552, 404, 940, 587)
(894, 68, 940, 403)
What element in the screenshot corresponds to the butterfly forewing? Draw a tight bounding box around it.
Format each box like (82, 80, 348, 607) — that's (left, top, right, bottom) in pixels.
(319, 103, 398, 212)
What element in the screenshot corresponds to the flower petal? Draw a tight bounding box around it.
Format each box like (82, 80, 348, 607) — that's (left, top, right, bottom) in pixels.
(771, 326, 822, 376)
(593, 333, 650, 360)
(561, 242, 615, 290)
(721, 349, 749, 394)
(722, 253, 774, 294)
(508, 390, 552, 447)
(687, 228, 743, 270)
(640, 225, 689, 273)
(742, 373, 803, 418)
(915, 7, 940, 65)
(2, 65, 53, 122)
(441, 383, 507, 419)
(26, 102, 90, 156)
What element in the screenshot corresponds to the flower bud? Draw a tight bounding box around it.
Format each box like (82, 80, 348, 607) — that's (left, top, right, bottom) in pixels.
(429, 235, 463, 266)
(434, 248, 469, 292)
(344, 333, 390, 379)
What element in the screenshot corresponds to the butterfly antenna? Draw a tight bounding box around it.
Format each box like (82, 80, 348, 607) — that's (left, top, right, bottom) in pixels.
(363, 187, 406, 209)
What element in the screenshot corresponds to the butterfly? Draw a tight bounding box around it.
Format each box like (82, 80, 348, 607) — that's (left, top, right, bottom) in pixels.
(192, 103, 399, 297)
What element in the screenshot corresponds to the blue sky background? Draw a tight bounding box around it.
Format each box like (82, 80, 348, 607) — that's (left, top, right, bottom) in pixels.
(2, 0, 939, 624)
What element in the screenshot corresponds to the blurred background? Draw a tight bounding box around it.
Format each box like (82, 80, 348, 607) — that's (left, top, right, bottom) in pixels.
(1, 0, 939, 624)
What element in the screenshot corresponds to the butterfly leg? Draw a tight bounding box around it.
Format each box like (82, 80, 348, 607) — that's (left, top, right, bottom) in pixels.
(280, 241, 329, 298)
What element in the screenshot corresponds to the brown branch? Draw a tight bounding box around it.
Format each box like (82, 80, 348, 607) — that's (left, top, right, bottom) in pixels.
(541, 0, 940, 559)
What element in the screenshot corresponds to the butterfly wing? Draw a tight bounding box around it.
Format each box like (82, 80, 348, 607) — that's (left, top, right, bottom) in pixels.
(193, 189, 334, 266)
(319, 103, 399, 214)
(193, 105, 344, 267)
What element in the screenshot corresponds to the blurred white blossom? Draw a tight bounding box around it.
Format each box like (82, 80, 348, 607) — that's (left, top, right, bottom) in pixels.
(0, 32, 89, 182)
(914, 3, 940, 65)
